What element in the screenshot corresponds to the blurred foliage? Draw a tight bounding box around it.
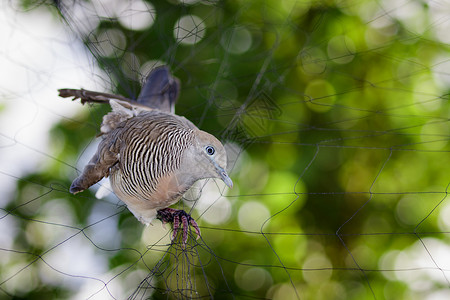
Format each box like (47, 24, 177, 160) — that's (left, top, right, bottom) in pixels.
(2, 0, 450, 299)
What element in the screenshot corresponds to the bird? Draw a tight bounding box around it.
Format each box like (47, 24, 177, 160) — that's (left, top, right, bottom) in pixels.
(59, 66, 233, 246)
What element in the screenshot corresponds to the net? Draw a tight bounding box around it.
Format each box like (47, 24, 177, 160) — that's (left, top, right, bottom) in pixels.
(0, 0, 449, 299)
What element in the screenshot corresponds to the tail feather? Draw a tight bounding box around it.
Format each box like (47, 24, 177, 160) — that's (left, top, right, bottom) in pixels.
(137, 66, 180, 113)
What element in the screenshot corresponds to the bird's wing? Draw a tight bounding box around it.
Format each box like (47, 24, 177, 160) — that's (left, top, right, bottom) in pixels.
(136, 65, 180, 113)
(58, 88, 150, 109)
(70, 137, 120, 194)
(58, 65, 179, 113)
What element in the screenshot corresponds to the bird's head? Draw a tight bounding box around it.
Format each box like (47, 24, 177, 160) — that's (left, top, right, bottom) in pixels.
(192, 130, 233, 188)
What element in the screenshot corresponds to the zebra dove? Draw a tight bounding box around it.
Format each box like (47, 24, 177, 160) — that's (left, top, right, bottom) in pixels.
(59, 66, 233, 245)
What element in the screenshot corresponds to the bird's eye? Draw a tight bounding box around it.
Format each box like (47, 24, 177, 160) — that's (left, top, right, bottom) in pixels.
(205, 146, 215, 155)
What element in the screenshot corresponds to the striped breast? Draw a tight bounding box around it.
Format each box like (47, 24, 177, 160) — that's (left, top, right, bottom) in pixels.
(109, 111, 195, 204)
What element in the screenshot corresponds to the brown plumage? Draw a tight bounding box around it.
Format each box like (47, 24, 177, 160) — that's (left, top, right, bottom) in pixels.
(60, 66, 232, 245)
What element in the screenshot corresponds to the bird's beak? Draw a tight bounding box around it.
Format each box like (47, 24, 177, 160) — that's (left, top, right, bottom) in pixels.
(218, 167, 233, 189)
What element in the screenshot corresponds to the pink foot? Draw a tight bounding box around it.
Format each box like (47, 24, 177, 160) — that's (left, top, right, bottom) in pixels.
(156, 208, 201, 246)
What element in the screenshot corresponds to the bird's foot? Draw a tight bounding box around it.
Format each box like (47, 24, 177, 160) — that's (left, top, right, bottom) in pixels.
(156, 208, 201, 247)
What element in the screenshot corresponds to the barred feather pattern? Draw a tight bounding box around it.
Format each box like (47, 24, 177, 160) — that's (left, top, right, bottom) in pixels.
(109, 111, 195, 201)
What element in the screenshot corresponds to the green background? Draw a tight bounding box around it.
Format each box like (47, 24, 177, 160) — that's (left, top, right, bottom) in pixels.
(1, 0, 449, 299)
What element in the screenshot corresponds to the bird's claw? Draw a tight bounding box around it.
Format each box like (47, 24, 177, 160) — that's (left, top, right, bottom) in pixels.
(157, 208, 201, 247)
